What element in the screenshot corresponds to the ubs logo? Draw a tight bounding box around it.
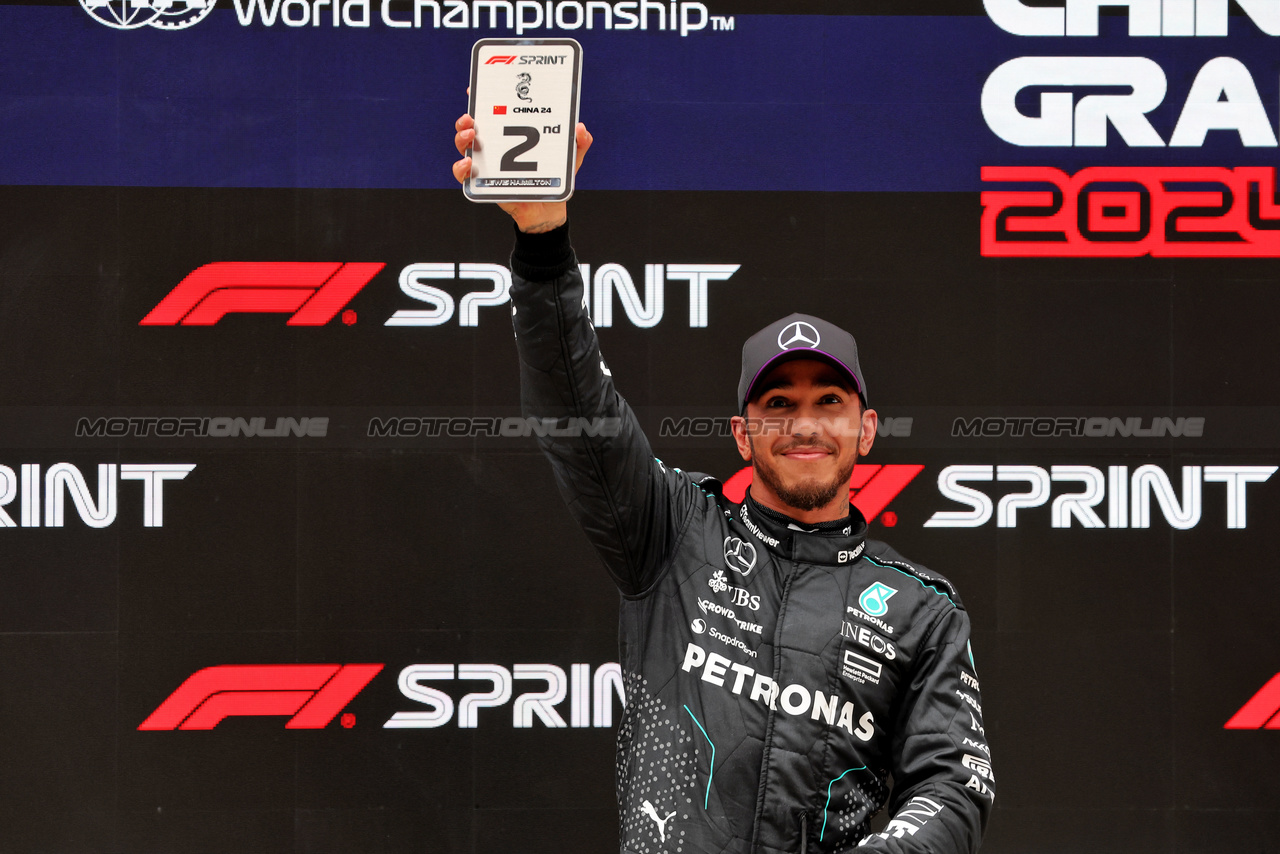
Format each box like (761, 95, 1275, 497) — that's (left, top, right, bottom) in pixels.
(723, 536, 757, 576)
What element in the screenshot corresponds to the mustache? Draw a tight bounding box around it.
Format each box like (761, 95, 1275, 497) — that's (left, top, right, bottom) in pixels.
(776, 439, 838, 455)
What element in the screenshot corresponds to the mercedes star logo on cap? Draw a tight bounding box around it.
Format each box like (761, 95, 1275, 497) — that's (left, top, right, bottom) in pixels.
(777, 321, 821, 351)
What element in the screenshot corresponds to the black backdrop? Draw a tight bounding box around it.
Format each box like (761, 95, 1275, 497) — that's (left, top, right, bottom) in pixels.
(2, 3, 1280, 852)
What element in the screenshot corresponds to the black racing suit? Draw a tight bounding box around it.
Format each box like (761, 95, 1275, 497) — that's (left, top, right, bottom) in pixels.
(510, 224, 993, 854)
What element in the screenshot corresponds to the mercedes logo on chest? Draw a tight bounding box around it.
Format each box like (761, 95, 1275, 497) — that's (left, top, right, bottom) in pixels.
(723, 536, 758, 576)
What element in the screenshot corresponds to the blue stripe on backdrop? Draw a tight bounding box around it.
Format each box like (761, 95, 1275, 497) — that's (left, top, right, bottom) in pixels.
(2, 8, 1279, 190)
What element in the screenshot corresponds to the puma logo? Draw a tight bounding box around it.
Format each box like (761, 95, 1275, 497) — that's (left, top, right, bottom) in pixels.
(641, 799, 676, 844)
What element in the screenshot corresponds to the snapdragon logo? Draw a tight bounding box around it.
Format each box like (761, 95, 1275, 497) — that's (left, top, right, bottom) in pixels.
(925, 464, 1275, 529)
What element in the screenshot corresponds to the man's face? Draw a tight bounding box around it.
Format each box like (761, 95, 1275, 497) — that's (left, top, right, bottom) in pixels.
(730, 359, 877, 517)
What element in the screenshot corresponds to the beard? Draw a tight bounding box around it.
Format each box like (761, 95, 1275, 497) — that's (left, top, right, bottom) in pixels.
(749, 434, 860, 513)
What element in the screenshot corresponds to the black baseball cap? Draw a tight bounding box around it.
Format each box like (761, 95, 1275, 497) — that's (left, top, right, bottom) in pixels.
(738, 313, 868, 411)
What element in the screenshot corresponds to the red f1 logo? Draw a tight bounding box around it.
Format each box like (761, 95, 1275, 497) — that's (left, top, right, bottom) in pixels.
(138, 664, 383, 730)
(1224, 673, 1280, 729)
(139, 262, 385, 326)
(485, 55, 516, 64)
(722, 464, 925, 522)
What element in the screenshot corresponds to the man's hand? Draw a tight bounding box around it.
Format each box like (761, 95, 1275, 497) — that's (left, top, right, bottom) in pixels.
(452, 112, 593, 234)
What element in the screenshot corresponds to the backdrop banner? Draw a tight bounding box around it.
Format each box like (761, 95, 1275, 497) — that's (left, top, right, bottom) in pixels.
(1, 4, 1278, 853)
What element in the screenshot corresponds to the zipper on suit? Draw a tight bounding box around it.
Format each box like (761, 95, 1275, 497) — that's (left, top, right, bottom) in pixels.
(798, 811, 808, 854)
(750, 563, 800, 850)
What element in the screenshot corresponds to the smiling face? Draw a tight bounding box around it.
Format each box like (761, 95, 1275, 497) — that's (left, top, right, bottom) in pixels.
(730, 358, 878, 523)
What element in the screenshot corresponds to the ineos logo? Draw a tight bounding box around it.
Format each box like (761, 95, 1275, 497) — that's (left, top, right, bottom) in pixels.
(723, 536, 757, 576)
(777, 321, 820, 351)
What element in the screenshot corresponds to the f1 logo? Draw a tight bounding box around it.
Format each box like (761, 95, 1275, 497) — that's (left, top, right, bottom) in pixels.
(485, 55, 516, 64)
(138, 664, 383, 730)
(140, 262, 385, 326)
(1225, 673, 1280, 729)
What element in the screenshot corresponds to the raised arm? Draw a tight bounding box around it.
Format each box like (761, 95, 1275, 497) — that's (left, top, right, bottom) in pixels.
(453, 114, 696, 595)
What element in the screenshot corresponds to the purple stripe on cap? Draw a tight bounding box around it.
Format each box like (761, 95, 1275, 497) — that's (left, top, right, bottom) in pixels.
(743, 348, 863, 405)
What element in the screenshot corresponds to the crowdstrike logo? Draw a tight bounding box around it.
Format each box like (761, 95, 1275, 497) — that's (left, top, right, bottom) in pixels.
(1224, 673, 1280, 729)
(138, 664, 384, 730)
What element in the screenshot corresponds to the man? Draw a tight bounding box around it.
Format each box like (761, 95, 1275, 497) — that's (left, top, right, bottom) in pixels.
(453, 115, 993, 853)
